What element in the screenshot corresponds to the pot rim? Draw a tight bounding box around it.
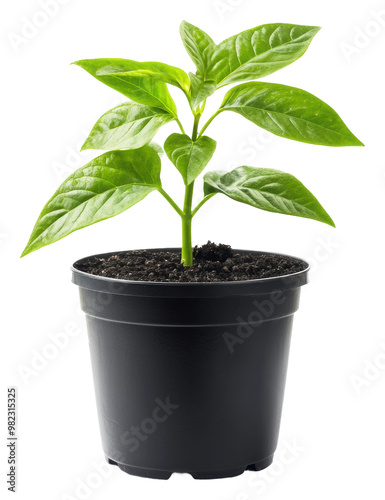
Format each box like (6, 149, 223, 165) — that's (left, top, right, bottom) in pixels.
(72, 248, 310, 297)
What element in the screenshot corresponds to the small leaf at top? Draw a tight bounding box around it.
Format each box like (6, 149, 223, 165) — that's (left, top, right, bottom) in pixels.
(207, 23, 321, 87)
(164, 133, 217, 185)
(179, 21, 216, 76)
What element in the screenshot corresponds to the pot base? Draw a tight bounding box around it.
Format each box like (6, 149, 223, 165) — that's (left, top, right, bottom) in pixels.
(106, 455, 274, 480)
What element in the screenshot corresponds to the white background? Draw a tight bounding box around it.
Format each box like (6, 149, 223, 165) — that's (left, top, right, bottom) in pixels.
(2, 0, 385, 498)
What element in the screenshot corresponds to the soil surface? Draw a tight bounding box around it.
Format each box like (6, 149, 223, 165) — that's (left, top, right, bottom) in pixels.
(74, 242, 307, 283)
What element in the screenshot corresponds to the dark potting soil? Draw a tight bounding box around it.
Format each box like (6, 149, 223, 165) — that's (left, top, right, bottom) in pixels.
(74, 242, 307, 283)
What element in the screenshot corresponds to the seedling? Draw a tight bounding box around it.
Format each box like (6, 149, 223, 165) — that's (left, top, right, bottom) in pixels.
(22, 22, 363, 265)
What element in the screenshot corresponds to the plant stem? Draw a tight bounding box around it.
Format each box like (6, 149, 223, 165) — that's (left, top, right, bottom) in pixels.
(181, 183, 194, 266)
(191, 194, 215, 217)
(180, 114, 201, 266)
(198, 110, 222, 138)
(158, 189, 183, 217)
(192, 113, 200, 141)
(175, 117, 186, 135)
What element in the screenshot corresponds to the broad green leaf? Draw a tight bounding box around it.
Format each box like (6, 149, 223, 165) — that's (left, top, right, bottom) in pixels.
(179, 21, 216, 76)
(164, 133, 217, 185)
(114, 61, 191, 94)
(81, 102, 175, 151)
(207, 23, 321, 87)
(204, 166, 335, 226)
(21, 147, 161, 256)
(189, 73, 217, 110)
(220, 82, 363, 147)
(73, 59, 177, 115)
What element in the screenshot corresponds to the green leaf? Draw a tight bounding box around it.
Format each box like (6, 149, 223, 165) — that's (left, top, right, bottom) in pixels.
(220, 82, 363, 146)
(204, 166, 335, 226)
(73, 59, 177, 115)
(207, 23, 321, 86)
(189, 73, 217, 110)
(149, 142, 164, 156)
(82, 102, 175, 152)
(164, 133, 217, 185)
(21, 147, 161, 257)
(179, 22, 320, 105)
(114, 61, 191, 94)
(179, 21, 216, 76)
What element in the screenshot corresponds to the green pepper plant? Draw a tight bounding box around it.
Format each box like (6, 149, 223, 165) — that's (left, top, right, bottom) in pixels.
(22, 22, 363, 265)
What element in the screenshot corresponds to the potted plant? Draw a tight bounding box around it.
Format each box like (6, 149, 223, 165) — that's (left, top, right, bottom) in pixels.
(22, 21, 362, 479)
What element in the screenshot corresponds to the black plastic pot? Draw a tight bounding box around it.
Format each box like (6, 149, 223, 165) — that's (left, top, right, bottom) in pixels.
(72, 249, 309, 480)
